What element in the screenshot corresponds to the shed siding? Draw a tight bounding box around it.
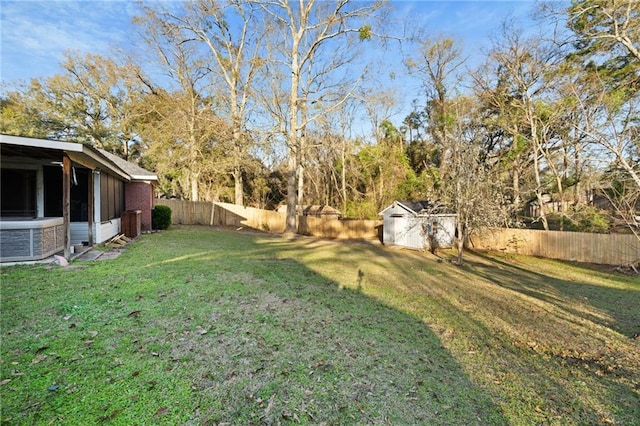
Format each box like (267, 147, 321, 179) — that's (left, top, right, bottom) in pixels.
(381, 201, 456, 250)
(406, 217, 428, 250)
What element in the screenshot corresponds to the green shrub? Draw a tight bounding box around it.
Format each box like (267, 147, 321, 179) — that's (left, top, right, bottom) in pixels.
(152, 205, 172, 230)
(545, 206, 611, 233)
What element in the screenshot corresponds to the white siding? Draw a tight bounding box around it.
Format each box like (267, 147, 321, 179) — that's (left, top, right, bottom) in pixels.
(432, 216, 456, 248)
(406, 217, 428, 250)
(381, 202, 456, 250)
(99, 219, 120, 243)
(94, 172, 102, 242)
(70, 223, 89, 245)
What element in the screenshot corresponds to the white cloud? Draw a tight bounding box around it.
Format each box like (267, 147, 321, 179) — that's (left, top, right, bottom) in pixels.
(1, 0, 134, 83)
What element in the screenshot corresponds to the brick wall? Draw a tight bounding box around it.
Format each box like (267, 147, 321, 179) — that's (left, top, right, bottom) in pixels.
(125, 182, 154, 231)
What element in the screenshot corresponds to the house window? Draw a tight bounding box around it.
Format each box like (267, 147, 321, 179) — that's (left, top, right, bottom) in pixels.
(100, 173, 124, 221)
(1, 168, 36, 217)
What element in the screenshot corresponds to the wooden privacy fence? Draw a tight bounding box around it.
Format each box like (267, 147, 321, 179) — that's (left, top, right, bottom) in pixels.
(153, 200, 381, 240)
(469, 227, 640, 266)
(298, 216, 382, 240)
(154, 200, 286, 232)
(154, 200, 639, 265)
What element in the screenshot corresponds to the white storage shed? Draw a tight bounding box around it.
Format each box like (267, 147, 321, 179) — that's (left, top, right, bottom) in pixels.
(379, 200, 456, 250)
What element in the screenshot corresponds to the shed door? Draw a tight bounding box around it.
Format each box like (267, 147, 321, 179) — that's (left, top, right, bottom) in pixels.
(383, 215, 395, 244)
(393, 215, 409, 247)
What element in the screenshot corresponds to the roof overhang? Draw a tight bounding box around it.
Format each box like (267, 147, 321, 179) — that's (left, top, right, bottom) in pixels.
(1, 134, 130, 181)
(379, 201, 416, 216)
(379, 200, 457, 217)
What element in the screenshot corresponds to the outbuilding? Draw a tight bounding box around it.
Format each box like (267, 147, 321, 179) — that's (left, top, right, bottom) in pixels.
(0, 134, 157, 262)
(379, 200, 456, 251)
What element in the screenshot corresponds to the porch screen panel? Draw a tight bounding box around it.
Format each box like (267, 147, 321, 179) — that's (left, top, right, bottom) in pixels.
(100, 173, 125, 221)
(1, 168, 36, 217)
(100, 174, 109, 220)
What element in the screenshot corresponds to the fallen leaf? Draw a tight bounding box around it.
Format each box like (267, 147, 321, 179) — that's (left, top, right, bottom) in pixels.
(98, 410, 121, 422)
(63, 314, 73, 320)
(32, 354, 47, 364)
(154, 407, 170, 416)
(89, 331, 98, 337)
(35, 346, 49, 354)
(127, 310, 141, 318)
(0, 379, 11, 386)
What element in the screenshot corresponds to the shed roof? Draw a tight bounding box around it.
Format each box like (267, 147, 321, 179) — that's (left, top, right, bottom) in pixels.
(379, 200, 455, 216)
(302, 205, 341, 216)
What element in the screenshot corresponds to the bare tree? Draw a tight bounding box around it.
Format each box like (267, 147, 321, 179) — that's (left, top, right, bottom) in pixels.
(572, 76, 640, 234)
(440, 97, 513, 264)
(406, 35, 466, 177)
(133, 6, 225, 201)
(485, 25, 567, 230)
(149, 0, 269, 205)
(258, 0, 385, 234)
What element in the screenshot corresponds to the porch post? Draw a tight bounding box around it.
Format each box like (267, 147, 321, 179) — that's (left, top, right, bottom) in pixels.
(63, 155, 71, 259)
(88, 170, 95, 246)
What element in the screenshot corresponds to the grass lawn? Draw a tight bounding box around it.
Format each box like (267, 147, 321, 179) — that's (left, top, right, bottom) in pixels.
(1, 226, 638, 425)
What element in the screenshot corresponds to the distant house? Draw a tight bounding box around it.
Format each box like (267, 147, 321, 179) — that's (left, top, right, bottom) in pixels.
(0, 134, 157, 262)
(276, 204, 342, 218)
(379, 200, 456, 250)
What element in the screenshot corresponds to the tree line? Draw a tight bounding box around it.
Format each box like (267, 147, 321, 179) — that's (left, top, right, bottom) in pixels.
(1, 0, 638, 245)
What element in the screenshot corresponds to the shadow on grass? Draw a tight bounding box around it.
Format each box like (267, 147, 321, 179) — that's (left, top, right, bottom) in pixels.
(468, 251, 640, 338)
(1, 226, 506, 425)
(247, 232, 640, 425)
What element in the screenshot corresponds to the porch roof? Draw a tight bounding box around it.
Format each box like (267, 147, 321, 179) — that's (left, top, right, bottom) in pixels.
(0, 134, 154, 181)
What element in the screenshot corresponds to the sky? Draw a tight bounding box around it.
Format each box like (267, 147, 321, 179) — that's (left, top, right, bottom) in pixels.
(0, 0, 552, 136)
(1, 0, 544, 84)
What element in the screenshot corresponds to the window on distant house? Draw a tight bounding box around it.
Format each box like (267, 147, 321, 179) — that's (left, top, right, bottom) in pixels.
(1, 168, 37, 217)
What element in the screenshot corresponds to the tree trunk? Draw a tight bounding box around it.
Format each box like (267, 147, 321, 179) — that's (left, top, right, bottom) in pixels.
(456, 220, 465, 265)
(341, 138, 347, 215)
(285, 153, 298, 235)
(232, 122, 244, 205)
(233, 166, 244, 206)
(190, 172, 199, 202)
(512, 165, 521, 207)
(297, 163, 304, 208)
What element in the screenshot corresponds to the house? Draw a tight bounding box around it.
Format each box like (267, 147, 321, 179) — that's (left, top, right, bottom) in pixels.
(379, 200, 456, 250)
(275, 204, 342, 218)
(0, 134, 157, 262)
